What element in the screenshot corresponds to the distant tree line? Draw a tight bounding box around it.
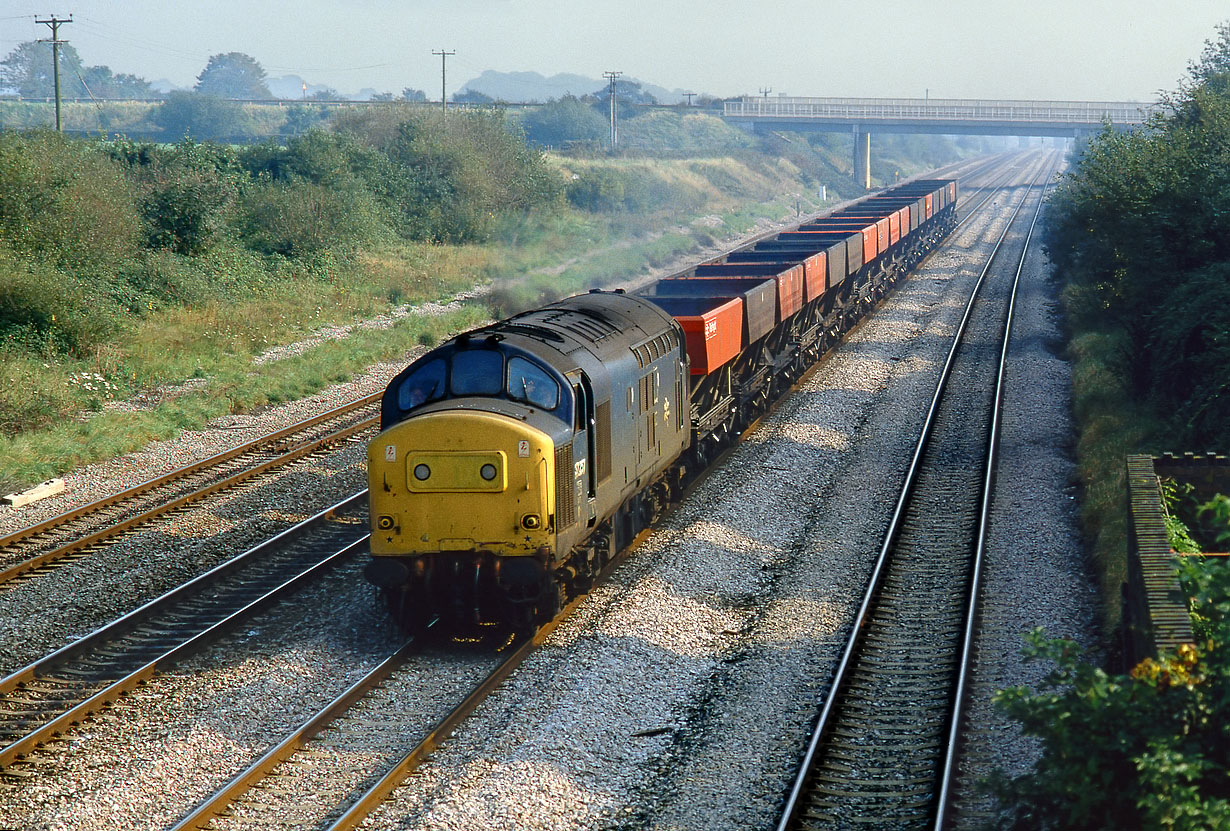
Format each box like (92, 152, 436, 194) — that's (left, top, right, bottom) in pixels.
(0, 109, 562, 362)
(0, 44, 421, 103)
(515, 81, 727, 150)
(0, 40, 154, 99)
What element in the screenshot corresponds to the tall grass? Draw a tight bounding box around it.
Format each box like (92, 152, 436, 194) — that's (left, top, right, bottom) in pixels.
(0, 117, 977, 493)
(0, 303, 487, 491)
(1066, 328, 1170, 637)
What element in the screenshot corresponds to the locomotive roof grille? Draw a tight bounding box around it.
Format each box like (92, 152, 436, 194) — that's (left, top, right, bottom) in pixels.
(495, 323, 568, 343)
(546, 312, 620, 341)
(631, 332, 676, 368)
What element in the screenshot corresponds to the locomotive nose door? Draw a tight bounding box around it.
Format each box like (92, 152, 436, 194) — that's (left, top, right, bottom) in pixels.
(572, 372, 598, 525)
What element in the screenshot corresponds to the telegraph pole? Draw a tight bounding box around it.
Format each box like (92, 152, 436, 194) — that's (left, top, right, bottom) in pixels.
(36, 14, 72, 131)
(433, 49, 455, 112)
(759, 86, 772, 99)
(603, 70, 622, 150)
(683, 91, 695, 106)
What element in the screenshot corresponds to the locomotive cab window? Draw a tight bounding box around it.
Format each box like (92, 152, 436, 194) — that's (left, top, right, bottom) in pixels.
(451, 349, 504, 396)
(507, 357, 560, 410)
(396, 358, 446, 411)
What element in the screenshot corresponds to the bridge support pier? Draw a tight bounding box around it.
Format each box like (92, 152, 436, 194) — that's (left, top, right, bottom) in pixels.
(853, 128, 871, 190)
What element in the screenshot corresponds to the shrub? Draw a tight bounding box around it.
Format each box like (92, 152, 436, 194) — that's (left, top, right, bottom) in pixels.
(0, 130, 141, 273)
(241, 130, 388, 189)
(336, 107, 563, 242)
(0, 245, 118, 355)
(565, 166, 628, 212)
(236, 179, 385, 257)
(520, 96, 608, 148)
(152, 91, 255, 142)
(993, 624, 1230, 830)
(140, 167, 233, 256)
(1143, 262, 1230, 447)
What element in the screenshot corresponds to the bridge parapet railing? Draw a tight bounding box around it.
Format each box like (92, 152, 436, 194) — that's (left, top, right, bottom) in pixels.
(724, 96, 1160, 124)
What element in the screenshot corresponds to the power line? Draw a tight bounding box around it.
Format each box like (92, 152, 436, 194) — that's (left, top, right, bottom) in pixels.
(432, 48, 454, 112)
(74, 17, 395, 76)
(36, 14, 72, 131)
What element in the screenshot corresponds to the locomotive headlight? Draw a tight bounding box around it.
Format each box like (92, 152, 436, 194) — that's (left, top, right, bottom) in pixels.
(521, 513, 541, 530)
(405, 450, 505, 492)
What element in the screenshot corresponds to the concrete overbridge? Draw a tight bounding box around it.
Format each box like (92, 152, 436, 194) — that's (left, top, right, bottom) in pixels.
(723, 96, 1159, 188)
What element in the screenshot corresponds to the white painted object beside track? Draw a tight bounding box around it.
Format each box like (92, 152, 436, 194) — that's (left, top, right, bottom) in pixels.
(3, 478, 66, 508)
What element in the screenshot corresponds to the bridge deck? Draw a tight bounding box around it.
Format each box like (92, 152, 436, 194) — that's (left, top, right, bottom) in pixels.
(724, 96, 1158, 135)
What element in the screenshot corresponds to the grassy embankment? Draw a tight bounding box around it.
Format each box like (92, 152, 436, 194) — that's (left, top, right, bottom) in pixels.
(0, 155, 822, 491)
(0, 110, 978, 493)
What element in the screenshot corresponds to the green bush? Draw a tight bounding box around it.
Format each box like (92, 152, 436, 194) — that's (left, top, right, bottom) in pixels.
(565, 167, 629, 212)
(140, 168, 233, 256)
(1144, 263, 1230, 443)
(237, 179, 385, 257)
(152, 91, 256, 142)
(336, 108, 563, 242)
(1045, 41, 1230, 452)
(107, 138, 245, 259)
(0, 130, 141, 273)
(0, 245, 119, 355)
(241, 130, 388, 190)
(993, 621, 1230, 830)
(520, 96, 608, 148)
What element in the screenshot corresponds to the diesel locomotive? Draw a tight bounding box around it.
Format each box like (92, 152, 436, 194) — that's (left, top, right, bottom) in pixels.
(366, 290, 691, 629)
(365, 178, 958, 630)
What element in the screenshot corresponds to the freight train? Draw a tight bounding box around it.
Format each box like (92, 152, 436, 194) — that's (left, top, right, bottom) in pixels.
(365, 178, 958, 630)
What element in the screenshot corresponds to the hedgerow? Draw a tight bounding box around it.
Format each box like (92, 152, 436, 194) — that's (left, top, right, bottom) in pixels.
(993, 21, 1230, 827)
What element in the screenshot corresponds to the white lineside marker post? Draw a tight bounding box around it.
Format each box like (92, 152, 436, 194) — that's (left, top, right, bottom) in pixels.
(3, 478, 66, 508)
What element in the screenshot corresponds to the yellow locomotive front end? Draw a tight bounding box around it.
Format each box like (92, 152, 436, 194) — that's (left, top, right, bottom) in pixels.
(366, 409, 560, 628)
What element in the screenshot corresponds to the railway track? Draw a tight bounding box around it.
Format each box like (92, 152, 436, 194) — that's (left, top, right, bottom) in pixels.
(168, 547, 627, 831)
(775, 154, 1057, 830)
(0, 494, 368, 773)
(0, 154, 1043, 827)
(777, 152, 1057, 826)
(0, 393, 380, 587)
(161, 155, 1043, 831)
(166, 635, 507, 831)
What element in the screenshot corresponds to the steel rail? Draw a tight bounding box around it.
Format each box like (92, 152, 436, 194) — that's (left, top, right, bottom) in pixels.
(307, 152, 1029, 831)
(0, 394, 380, 585)
(932, 155, 1056, 830)
(0, 493, 369, 769)
(323, 589, 584, 831)
(0, 392, 379, 549)
(951, 151, 1039, 231)
(775, 155, 1053, 831)
(169, 634, 422, 831)
(172, 536, 613, 831)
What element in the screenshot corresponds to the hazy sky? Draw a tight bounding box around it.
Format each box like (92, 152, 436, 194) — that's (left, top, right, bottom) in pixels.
(3, 1, 1226, 101)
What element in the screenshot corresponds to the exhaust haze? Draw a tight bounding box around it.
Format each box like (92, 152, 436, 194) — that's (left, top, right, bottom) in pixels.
(2, 0, 1222, 102)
